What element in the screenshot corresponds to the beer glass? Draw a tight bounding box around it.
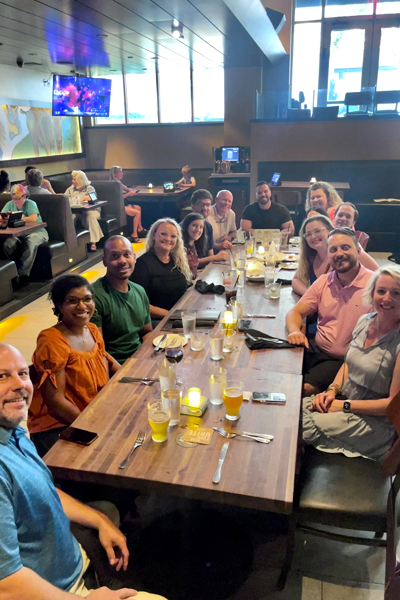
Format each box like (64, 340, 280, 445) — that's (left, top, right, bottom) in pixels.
(148, 400, 171, 442)
(223, 380, 244, 421)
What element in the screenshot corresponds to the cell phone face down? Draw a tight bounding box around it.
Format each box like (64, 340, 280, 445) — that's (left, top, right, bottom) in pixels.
(59, 426, 98, 446)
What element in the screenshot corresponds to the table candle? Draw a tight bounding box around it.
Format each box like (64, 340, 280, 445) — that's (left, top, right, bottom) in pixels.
(148, 183, 153, 188)
(258, 245, 265, 254)
(224, 311, 233, 325)
(188, 387, 201, 412)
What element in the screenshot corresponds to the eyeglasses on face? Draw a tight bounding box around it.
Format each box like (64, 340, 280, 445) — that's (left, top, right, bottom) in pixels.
(303, 227, 327, 240)
(64, 295, 94, 307)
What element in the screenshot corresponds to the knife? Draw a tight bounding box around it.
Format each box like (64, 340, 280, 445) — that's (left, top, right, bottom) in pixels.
(244, 314, 276, 318)
(151, 334, 167, 358)
(213, 442, 229, 484)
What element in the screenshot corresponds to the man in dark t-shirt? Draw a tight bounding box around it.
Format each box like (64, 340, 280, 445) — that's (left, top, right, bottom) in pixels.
(241, 181, 295, 236)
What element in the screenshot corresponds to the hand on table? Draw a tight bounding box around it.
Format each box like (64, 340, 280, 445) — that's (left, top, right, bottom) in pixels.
(98, 515, 130, 572)
(87, 587, 137, 599)
(287, 331, 309, 348)
(220, 240, 233, 249)
(215, 250, 228, 261)
(309, 391, 336, 413)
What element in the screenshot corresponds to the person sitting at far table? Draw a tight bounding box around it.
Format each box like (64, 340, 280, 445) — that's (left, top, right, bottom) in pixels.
(0, 342, 167, 600)
(109, 166, 146, 243)
(292, 215, 378, 297)
(28, 275, 120, 457)
(241, 181, 295, 237)
(26, 169, 53, 196)
(207, 190, 237, 251)
(286, 227, 373, 396)
(176, 165, 196, 189)
(303, 266, 400, 461)
(91, 236, 152, 364)
(307, 207, 330, 219)
(1, 184, 49, 288)
(305, 181, 343, 222)
(65, 170, 103, 252)
(23, 165, 55, 193)
(0, 169, 10, 193)
(189, 189, 228, 266)
(130, 218, 192, 320)
(181, 212, 207, 279)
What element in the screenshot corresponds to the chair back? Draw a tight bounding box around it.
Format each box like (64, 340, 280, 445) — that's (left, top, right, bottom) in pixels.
(344, 91, 373, 115)
(272, 190, 302, 207)
(29, 193, 78, 251)
(374, 90, 400, 114)
(0, 192, 12, 210)
(355, 230, 370, 250)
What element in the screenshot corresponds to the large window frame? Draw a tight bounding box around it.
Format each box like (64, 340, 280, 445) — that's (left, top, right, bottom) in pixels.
(95, 64, 224, 126)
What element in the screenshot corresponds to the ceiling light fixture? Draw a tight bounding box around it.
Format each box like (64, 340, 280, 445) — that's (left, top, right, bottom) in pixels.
(171, 20, 184, 40)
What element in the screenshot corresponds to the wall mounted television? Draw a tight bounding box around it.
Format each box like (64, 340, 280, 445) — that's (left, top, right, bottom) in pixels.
(52, 75, 112, 117)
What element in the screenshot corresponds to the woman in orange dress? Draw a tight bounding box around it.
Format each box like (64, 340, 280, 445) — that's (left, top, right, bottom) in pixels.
(28, 274, 120, 456)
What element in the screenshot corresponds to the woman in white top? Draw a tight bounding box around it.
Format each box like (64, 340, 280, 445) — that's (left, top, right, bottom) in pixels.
(109, 166, 145, 243)
(65, 170, 103, 251)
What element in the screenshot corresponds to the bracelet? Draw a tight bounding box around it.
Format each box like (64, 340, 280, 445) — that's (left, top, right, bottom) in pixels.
(326, 383, 341, 397)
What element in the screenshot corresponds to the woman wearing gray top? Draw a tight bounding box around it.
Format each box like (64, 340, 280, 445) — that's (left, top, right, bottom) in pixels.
(302, 265, 400, 461)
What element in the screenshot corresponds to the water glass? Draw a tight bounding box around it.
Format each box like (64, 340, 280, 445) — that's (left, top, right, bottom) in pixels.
(181, 311, 196, 339)
(210, 329, 224, 361)
(245, 239, 254, 257)
(208, 366, 227, 405)
(148, 400, 171, 443)
(161, 388, 181, 426)
(223, 329, 237, 353)
(231, 300, 244, 321)
(236, 229, 245, 244)
(281, 230, 290, 250)
(264, 268, 275, 289)
(268, 281, 281, 299)
(236, 252, 246, 270)
(190, 330, 205, 352)
(223, 380, 244, 421)
(157, 356, 176, 392)
(272, 236, 281, 254)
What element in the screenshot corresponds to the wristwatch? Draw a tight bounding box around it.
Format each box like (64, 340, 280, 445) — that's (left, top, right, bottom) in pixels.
(343, 401, 351, 413)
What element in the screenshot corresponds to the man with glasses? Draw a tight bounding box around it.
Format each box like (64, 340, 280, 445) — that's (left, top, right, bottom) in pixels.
(286, 227, 373, 395)
(0, 184, 48, 287)
(189, 189, 228, 266)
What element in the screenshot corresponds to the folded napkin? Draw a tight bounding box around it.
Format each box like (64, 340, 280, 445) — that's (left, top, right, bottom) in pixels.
(171, 319, 216, 329)
(245, 329, 295, 350)
(195, 280, 225, 295)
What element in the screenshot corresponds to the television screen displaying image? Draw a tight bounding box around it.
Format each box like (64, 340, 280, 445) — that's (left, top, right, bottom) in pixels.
(221, 146, 239, 162)
(52, 75, 112, 117)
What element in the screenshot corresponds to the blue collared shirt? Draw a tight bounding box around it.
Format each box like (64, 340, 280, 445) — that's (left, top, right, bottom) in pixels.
(0, 426, 82, 589)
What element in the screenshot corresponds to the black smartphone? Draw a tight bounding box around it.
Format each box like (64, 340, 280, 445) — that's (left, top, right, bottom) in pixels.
(59, 426, 98, 446)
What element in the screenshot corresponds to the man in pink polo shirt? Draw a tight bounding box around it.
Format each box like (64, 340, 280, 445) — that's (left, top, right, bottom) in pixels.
(286, 227, 373, 396)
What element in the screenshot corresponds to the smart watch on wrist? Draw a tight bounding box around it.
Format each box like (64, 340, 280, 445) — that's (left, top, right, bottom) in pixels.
(343, 401, 351, 413)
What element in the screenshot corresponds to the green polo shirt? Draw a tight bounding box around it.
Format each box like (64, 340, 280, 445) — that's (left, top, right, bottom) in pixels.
(91, 276, 150, 364)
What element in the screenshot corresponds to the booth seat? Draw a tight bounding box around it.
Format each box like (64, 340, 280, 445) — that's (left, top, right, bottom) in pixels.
(48, 178, 126, 238)
(0, 260, 18, 306)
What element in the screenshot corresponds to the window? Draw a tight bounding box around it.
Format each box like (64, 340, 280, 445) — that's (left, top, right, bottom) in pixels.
(292, 23, 321, 108)
(375, 0, 400, 14)
(125, 72, 158, 123)
(95, 75, 125, 124)
(294, 0, 322, 22)
(377, 27, 400, 90)
(325, 0, 372, 18)
(159, 61, 191, 123)
(193, 66, 224, 121)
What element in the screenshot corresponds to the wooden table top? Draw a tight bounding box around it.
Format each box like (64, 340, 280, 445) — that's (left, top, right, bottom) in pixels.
(70, 200, 108, 211)
(131, 186, 189, 197)
(279, 181, 350, 190)
(45, 246, 304, 515)
(0, 221, 47, 238)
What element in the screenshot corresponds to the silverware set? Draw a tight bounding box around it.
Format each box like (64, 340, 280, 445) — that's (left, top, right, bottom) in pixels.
(151, 333, 167, 358)
(213, 427, 272, 444)
(119, 429, 146, 469)
(244, 314, 276, 318)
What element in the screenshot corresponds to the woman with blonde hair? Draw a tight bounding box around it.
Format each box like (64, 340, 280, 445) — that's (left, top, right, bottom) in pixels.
(292, 215, 378, 296)
(130, 218, 192, 319)
(305, 181, 343, 221)
(109, 166, 146, 242)
(302, 265, 400, 461)
(65, 170, 103, 251)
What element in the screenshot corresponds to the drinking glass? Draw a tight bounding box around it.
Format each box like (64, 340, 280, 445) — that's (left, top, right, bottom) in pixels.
(161, 388, 181, 426)
(272, 235, 281, 254)
(148, 400, 171, 442)
(208, 366, 227, 406)
(223, 380, 244, 421)
(223, 329, 237, 353)
(210, 329, 224, 361)
(190, 330, 205, 352)
(165, 336, 184, 385)
(181, 311, 196, 339)
(222, 271, 233, 286)
(231, 300, 244, 321)
(236, 252, 246, 270)
(245, 239, 254, 257)
(157, 356, 176, 392)
(281, 230, 290, 250)
(268, 281, 281, 299)
(264, 268, 275, 289)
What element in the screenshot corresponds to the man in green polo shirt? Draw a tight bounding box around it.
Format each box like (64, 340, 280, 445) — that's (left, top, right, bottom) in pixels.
(91, 236, 152, 363)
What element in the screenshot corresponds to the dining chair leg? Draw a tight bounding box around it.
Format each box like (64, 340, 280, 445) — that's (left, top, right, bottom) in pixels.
(277, 516, 296, 591)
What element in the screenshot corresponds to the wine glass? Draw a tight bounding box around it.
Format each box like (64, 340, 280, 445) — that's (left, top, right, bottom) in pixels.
(165, 336, 184, 385)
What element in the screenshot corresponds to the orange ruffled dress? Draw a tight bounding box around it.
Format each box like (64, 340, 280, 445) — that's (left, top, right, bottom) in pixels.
(28, 323, 113, 434)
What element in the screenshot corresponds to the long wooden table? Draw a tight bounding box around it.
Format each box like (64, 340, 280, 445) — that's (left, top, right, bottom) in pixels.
(45, 251, 304, 515)
(0, 221, 48, 238)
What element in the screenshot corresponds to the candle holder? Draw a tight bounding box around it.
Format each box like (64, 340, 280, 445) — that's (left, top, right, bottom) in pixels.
(221, 311, 238, 331)
(181, 387, 208, 417)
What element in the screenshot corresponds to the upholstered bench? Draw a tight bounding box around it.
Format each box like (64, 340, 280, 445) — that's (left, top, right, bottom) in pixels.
(0, 260, 18, 306)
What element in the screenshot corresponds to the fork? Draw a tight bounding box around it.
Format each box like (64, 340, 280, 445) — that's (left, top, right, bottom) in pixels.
(119, 430, 146, 469)
(213, 427, 270, 444)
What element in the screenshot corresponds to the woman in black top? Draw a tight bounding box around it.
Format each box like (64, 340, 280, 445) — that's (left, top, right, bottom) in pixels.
(130, 218, 192, 319)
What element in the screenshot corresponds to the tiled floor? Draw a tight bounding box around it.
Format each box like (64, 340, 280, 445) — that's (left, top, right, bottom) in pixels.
(0, 249, 392, 599)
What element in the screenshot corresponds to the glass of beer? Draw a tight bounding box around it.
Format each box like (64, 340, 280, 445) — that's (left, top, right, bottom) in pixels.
(223, 380, 244, 421)
(148, 400, 171, 443)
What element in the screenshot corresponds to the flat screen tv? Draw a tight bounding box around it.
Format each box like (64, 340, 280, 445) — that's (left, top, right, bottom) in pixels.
(52, 75, 112, 117)
(221, 146, 239, 162)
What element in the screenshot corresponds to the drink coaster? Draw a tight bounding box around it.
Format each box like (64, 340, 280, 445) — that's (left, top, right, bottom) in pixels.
(176, 433, 198, 448)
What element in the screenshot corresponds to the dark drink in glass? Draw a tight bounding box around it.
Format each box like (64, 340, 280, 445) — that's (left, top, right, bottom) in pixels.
(165, 348, 183, 364)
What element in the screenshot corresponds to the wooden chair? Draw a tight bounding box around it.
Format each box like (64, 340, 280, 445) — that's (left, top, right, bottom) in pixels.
(278, 390, 400, 595)
(355, 230, 370, 250)
(273, 190, 302, 231)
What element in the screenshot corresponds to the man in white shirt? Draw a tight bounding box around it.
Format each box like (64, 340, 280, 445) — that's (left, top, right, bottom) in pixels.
(207, 190, 237, 251)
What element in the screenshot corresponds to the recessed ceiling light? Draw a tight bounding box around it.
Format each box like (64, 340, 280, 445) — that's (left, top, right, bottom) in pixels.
(97, 33, 108, 38)
(173, 19, 179, 27)
(171, 21, 184, 40)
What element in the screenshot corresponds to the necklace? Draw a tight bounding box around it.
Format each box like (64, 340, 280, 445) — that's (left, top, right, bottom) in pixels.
(60, 322, 88, 343)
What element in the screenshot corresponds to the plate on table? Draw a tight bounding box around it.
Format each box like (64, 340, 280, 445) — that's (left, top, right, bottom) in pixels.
(279, 262, 298, 270)
(152, 334, 188, 348)
(246, 268, 264, 282)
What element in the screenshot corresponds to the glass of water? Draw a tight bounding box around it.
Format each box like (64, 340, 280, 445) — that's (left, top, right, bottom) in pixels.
(268, 281, 281, 299)
(208, 366, 227, 405)
(181, 311, 196, 339)
(190, 330, 205, 352)
(210, 329, 224, 361)
(161, 388, 181, 426)
(158, 356, 176, 392)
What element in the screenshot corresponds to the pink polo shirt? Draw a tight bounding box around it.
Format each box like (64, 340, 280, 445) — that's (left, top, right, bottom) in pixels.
(301, 264, 373, 358)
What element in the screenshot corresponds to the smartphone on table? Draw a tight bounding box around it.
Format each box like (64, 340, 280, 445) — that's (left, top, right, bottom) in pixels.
(59, 426, 98, 446)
